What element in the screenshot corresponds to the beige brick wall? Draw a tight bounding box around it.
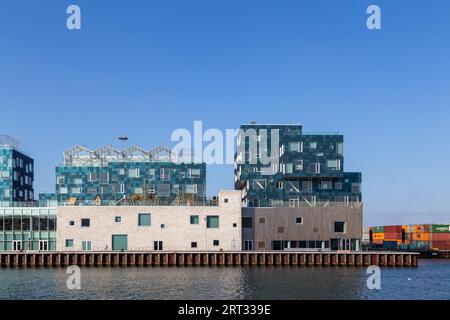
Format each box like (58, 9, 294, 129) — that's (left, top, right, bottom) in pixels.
(56, 190, 241, 252)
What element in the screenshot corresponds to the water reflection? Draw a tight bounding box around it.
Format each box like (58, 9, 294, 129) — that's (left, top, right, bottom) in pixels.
(0, 260, 449, 300)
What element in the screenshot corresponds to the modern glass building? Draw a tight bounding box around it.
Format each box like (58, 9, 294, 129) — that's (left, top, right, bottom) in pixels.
(39, 144, 206, 206)
(0, 135, 34, 206)
(234, 123, 362, 207)
(0, 207, 56, 251)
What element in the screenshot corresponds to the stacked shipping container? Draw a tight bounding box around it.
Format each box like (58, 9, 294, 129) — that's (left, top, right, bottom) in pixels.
(369, 224, 450, 251)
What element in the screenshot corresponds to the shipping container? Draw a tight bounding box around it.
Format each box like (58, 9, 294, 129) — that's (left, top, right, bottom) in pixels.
(431, 241, 450, 250)
(384, 232, 402, 240)
(412, 233, 430, 241)
(382, 241, 398, 249)
(372, 226, 384, 233)
(431, 233, 450, 241)
(384, 225, 403, 233)
(372, 233, 384, 240)
(431, 224, 450, 233)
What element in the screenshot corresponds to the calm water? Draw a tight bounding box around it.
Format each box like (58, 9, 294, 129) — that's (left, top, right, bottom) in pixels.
(0, 259, 449, 300)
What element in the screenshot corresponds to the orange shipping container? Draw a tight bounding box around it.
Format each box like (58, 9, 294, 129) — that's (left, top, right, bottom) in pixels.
(413, 233, 430, 241)
(372, 233, 384, 240)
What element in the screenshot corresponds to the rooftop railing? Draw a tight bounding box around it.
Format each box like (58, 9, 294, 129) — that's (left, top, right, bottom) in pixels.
(0, 201, 40, 208)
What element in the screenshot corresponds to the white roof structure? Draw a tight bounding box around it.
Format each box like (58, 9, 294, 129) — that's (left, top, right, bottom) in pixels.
(63, 144, 178, 166)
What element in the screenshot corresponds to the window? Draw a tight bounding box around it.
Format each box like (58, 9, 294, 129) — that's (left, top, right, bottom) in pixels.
(224, 198, 229, 203)
(0, 171, 9, 179)
(88, 172, 97, 182)
(319, 180, 333, 190)
(242, 217, 253, 228)
(188, 168, 201, 178)
(191, 242, 197, 248)
(276, 182, 283, 189)
(138, 214, 151, 226)
(327, 160, 341, 171)
(334, 221, 346, 233)
(310, 142, 317, 149)
(258, 242, 265, 249)
(56, 176, 65, 184)
(73, 178, 83, 185)
(118, 168, 125, 175)
(185, 184, 198, 194)
(337, 143, 343, 155)
(243, 240, 254, 251)
(296, 217, 303, 224)
(65, 239, 74, 247)
(82, 241, 92, 251)
(308, 163, 320, 174)
(69, 220, 75, 226)
(128, 168, 140, 178)
(81, 219, 90, 227)
(160, 168, 170, 181)
(115, 216, 122, 223)
(160, 224, 165, 229)
(277, 226, 284, 233)
(71, 187, 81, 194)
(59, 187, 68, 194)
(334, 182, 343, 190)
(285, 163, 293, 174)
(259, 217, 266, 224)
(233, 223, 237, 228)
(289, 142, 302, 152)
(302, 180, 312, 193)
(149, 169, 156, 180)
(294, 160, 304, 171)
(253, 179, 266, 190)
(207, 216, 219, 228)
(99, 172, 109, 184)
(213, 240, 219, 246)
(285, 181, 300, 193)
(153, 241, 163, 251)
(157, 183, 170, 196)
(112, 184, 124, 194)
(190, 215, 199, 225)
(351, 183, 361, 193)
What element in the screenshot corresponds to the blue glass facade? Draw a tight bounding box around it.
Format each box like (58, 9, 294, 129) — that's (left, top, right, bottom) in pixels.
(39, 145, 206, 206)
(234, 124, 362, 207)
(0, 144, 34, 206)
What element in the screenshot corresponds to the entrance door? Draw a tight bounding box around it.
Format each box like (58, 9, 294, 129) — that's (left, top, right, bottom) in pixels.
(330, 238, 339, 251)
(39, 240, 48, 251)
(243, 240, 253, 251)
(112, 235, 128, 251)
(13, 240, 22, 251)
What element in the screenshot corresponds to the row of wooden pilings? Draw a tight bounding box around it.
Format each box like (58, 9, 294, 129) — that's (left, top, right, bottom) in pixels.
(0, 251, 418, 268)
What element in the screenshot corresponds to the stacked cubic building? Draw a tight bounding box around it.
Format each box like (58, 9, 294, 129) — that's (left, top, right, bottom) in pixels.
(235, 123, 363, 251)
(39, 145, 206, 206)
(234, 124, 361, 208)
(0, 135, 34, 206)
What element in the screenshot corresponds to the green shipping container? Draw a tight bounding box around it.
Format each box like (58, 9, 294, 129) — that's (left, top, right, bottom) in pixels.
(431, 224, 450, 233)
(372, 226, 384, 233)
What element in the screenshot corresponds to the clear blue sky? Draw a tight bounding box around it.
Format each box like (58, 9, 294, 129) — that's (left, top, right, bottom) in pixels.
(1, 0, 449, 226)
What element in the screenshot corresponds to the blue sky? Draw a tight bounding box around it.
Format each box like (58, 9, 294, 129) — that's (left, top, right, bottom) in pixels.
(1, 0, 450, 226)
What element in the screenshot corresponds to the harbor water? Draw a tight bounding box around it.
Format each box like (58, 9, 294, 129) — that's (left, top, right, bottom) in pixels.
(0, 259, 449, 300)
